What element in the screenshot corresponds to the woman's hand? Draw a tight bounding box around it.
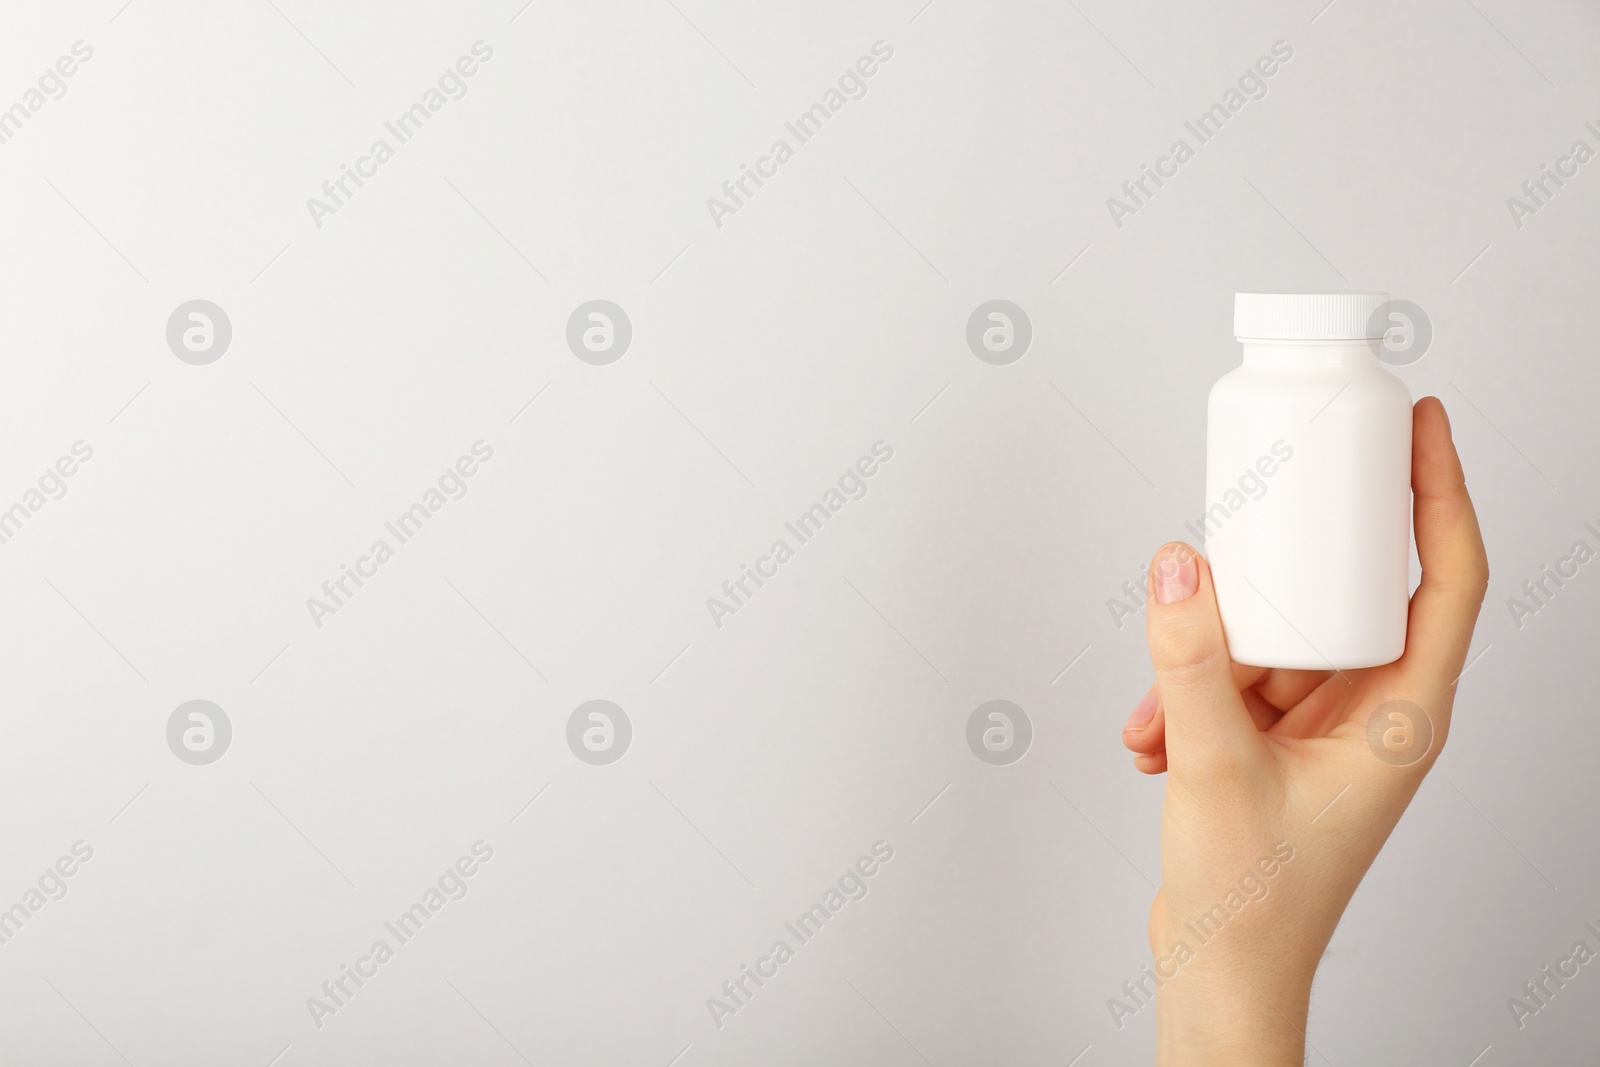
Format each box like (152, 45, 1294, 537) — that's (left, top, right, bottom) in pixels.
(1121, 397, 1489, 1066)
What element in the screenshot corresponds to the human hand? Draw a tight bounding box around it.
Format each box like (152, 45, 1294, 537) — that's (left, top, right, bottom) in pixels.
(1120, 397, 1489, 1066)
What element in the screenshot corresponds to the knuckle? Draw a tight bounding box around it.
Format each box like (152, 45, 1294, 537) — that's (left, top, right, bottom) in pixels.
(1423, 715, 1451, 762)
(1362, 696, 1449, 779)
(1469, 560, 1491, 603)
(1152, 616, 1228, 681)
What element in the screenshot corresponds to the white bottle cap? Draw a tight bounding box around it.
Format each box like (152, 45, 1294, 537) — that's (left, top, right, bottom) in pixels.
(1234, 292, 1390, 341)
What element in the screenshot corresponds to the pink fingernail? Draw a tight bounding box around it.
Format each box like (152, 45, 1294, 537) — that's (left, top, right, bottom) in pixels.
(1154, 546, 1198, 605)
(1124, 691, 1157, 732)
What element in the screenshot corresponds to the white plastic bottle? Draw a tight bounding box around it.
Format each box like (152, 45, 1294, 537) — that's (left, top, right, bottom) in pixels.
(1204, 293, 1412, 670)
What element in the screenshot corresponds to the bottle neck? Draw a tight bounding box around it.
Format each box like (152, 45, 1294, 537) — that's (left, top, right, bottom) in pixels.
(1238, 338, 1383, 369)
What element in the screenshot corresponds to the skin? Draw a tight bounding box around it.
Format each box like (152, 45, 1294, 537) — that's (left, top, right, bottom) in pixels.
(1120, 397, 1489, 1066)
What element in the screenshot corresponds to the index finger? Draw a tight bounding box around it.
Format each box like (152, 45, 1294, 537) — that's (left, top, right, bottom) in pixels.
(1394, 397, 1490, 696)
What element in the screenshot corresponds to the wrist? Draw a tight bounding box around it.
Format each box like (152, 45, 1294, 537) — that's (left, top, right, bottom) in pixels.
(1154, 970, 1312, 1067)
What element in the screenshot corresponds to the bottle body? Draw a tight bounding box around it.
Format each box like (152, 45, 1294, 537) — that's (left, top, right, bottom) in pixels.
(1204, 340, 1412, 669)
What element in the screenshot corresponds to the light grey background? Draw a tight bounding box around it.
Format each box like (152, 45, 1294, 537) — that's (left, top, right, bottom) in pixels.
(0, 0, 1595, 1064)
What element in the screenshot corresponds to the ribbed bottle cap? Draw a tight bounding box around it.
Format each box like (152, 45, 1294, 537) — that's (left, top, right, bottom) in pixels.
(1234, 292, 1390, 341)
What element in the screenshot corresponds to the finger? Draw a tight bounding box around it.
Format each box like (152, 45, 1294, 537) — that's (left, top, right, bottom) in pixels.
(1145, 542, 1268, 773)
(1134, 751, 1167, 775)
(1393, 398, 1490, 701)
(1124, 661, 1272, 755)
(1231, 662, 1270, 692)
(1125, 688, 1283, 764)
(1122, 690, 1165, 754)
(1241, 687, 1288, 733)
(1269, 674, 1356, 738)
(1269, 669, 1370, 738)
(1254, 668, 1333, 710)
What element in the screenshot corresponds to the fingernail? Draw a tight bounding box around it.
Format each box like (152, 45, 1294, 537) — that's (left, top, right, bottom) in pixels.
(1124, 691, 1157, 732)
(1154, 545, 1198, 605)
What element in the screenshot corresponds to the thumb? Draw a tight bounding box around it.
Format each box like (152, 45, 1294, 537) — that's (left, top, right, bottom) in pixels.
(1145, 543, 1265, 773)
